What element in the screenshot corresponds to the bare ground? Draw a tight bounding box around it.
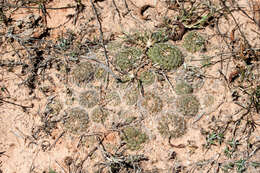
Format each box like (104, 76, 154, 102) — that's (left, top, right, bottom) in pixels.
(0, 0, 260, 173)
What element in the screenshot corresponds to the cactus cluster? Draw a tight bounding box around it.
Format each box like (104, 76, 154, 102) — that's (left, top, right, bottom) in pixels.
(147, 43, 184, 71)
(176, 94, 200, 117)
(140, 92, 163, 114)
(157, 113, 186, 138)
(79, 90, 99, 108)
(63, 107, 89, 134)
(120, 126, 148, 150)
(114, 47, 142, 72)
(71, 62, 95, 87)
(183, 31, 205, 53)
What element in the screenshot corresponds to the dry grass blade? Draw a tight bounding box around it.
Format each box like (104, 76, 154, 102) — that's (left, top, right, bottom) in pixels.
(252, 0, 260, 27)
(96, 135, 148, 172)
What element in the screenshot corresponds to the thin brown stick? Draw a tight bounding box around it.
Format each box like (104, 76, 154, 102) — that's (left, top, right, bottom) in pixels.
(55, 160, 66, 173)
(168, 136, 186, 148)
(90, 0, 111, 89)
(162, 72, 175, 94)
(48, 131, 65, 150)
(112, 0, 121, 19)
(79, 136, 104, 169)
(3, 2, 76, 10)
(0, 98, 33, 110)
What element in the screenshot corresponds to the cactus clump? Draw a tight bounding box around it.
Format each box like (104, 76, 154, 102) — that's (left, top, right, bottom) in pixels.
(114, 47, 142, 72)
(105, 91, 121, 106)
(79, 90, 99, 108)
(174, 81, 193, 95)
(63, 107, 89, 134)
(46, 98, 63, 116)
(140, 92, 163, 114)
(183, 31, 205, 53)
(158, 113, 186, 138)
(147, 43, 184, 71)
(140, 70, 155, 86)
(176, 94, 200, 117)
(120, 126, 148, 150)
(91, 106, 109, 124)
(71, 62, 95, 87)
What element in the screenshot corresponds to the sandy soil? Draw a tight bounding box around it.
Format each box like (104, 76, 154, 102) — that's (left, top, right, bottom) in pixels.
(0, 0, 260, 173)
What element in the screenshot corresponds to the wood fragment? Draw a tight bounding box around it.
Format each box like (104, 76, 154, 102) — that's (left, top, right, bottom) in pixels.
(139, 5, 154, 20)
(168, 136, 186, 148)
(166, 1, 179, 10)
(48, 131, 65, 150)
(228, 69, 240, 83)
(171, 21, 185, 41)
(230, 27, 236, 42)
(90, 0, 111, 88)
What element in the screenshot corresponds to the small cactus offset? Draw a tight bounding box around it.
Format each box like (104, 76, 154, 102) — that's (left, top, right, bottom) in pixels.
(174, 81, 193, 95)
(124, 88, 139, 106)
(140, 70, 155, 86)
(91, 106, 109, 124)
(140, 92, 163, 114)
